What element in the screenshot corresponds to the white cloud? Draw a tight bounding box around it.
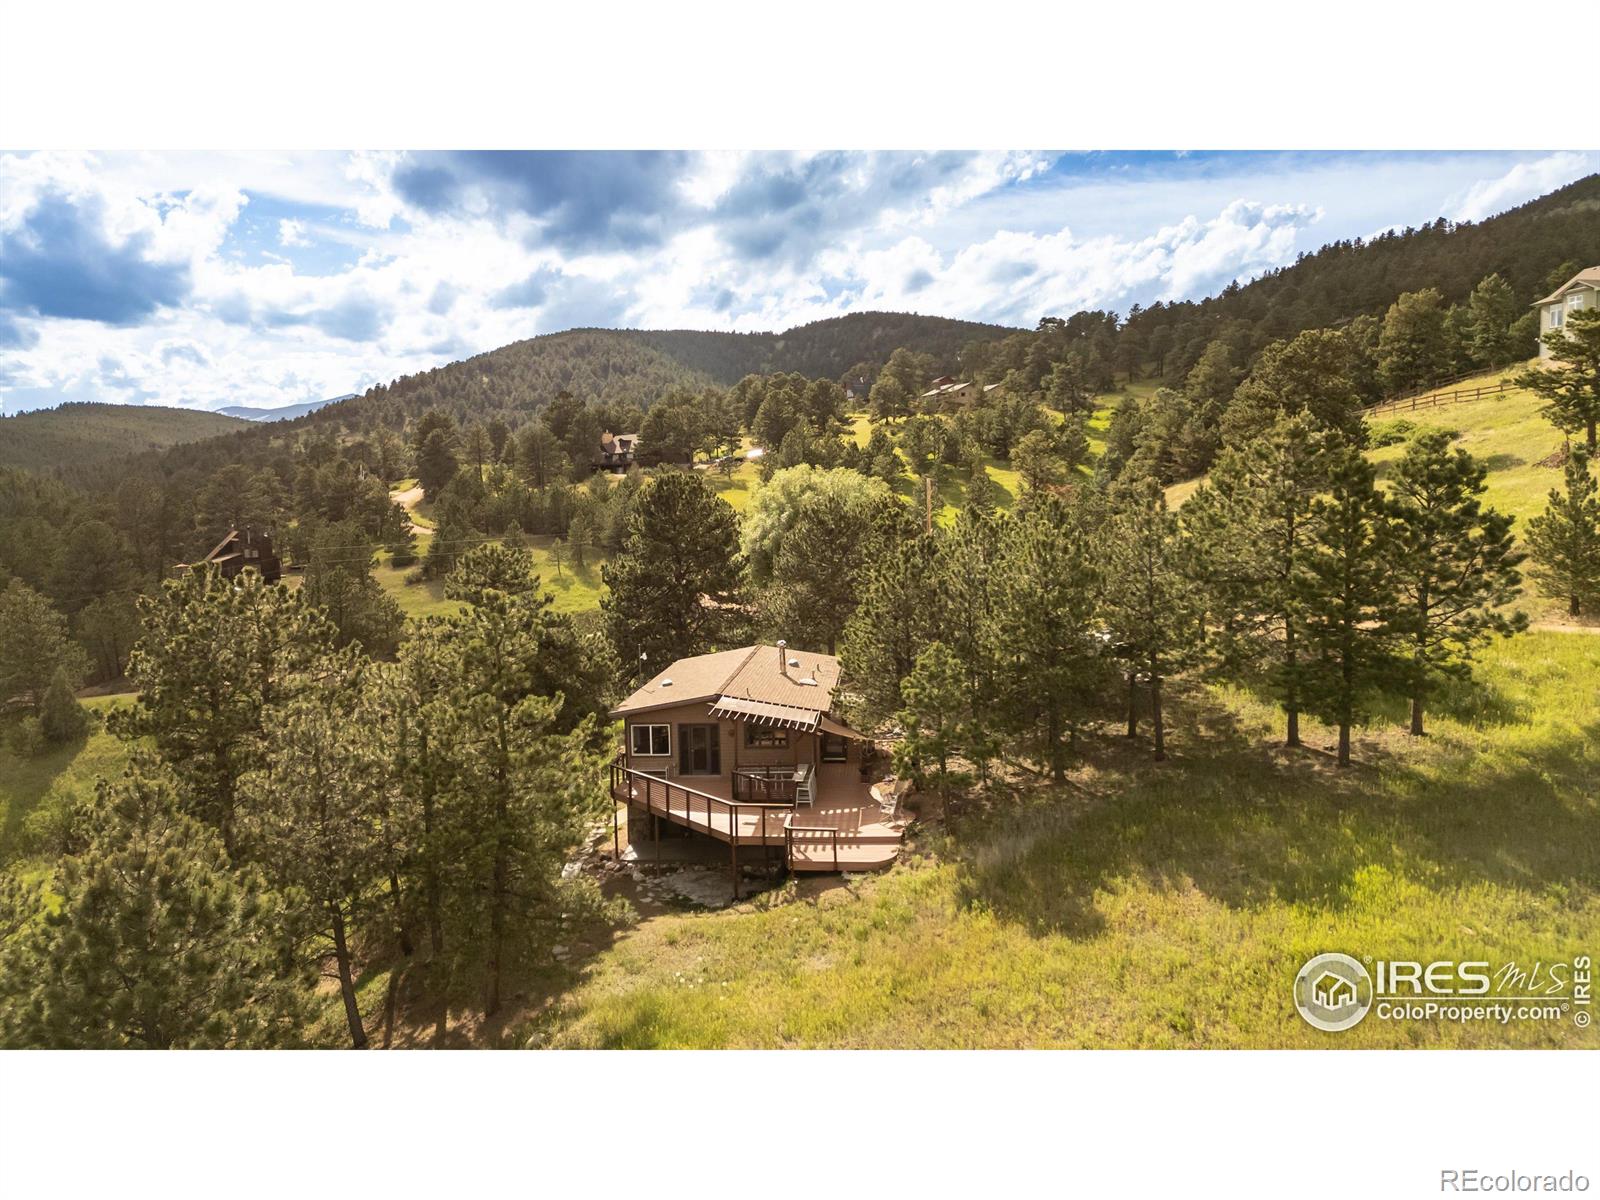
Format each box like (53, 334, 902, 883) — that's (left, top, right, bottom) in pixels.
(3, 150, 1595, 414)
(278, 218, 311, 247)
(1447, 151, 1593, 223)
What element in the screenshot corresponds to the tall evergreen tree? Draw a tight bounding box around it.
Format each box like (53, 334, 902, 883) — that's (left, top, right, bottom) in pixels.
(418, 546, 610, 1019)
(1524, 445, 1600, 616)
(989, 495, 1104, 781)
(838, 535, 944, 730)
(1103, 479, 1204, 761)
(238, 658, 388, 1048)
(1184, 415, 1335, 746)
(0, 580, 87, 710)
(112, 570, 340, 857)
(1467, 273, 1519, 368)
(1295, 452, 1403, 766)
(601, 471, 747, 669)
(1517, 308, 1600, 451)
(1386, 431, 1527, 735)
(893, 641, 968, 785)
(0, 762, 312, 1048)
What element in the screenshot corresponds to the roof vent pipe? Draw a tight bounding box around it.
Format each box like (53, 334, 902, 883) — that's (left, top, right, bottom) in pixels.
(777, 640, 787, 676)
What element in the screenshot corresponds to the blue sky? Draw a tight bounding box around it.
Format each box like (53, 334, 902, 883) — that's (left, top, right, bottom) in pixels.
(0, 149, 1592, 415)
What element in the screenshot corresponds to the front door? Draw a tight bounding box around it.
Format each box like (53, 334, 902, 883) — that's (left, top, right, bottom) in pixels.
(678, 724, 721, 775)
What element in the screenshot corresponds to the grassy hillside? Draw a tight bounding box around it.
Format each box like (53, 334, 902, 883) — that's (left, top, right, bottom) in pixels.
(0, 696, 132, 865)
(0, 403, 249, 473)
(523, 631, 1597, 1049)
(1165, 365, 1597, 624)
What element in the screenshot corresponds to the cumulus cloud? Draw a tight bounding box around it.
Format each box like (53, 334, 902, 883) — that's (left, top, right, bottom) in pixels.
(278, 218, 312, 247)
(392, 150, 692, 251)
(2, 149, 1593, 415)
(1448, 151, 1593, 223)
(0, 190, 190, 324)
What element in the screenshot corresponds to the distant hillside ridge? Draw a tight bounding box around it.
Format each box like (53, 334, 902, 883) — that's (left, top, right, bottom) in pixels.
(328, 312, 1019, 432)
(0, 402, 250, 474)
(218, 395, 353, 422)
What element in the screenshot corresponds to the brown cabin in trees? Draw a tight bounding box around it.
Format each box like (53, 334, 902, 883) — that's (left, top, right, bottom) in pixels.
(186, 528, 282, 583)
(608, 642, 910, 896)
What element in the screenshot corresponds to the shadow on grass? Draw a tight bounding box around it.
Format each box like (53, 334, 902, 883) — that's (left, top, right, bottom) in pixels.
(0, 729, 89, 861)
(958, 682, 1597, 941)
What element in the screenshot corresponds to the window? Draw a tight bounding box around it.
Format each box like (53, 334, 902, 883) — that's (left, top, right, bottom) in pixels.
(1569, 293, 1586, 310)
(744, 724, 789, 748)
(629, 723, 670, 756)
(1551, 308, 1564, 328)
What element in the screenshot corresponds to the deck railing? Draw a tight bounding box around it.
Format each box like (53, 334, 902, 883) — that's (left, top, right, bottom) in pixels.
(609, 759, 797, 899)
(732, 766, 799, 803)
(784, 822, 841, 872)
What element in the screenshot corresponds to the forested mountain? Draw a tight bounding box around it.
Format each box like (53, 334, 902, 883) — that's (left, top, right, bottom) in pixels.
(328, 313, 1016, 434)
(1111, 173, 1600, 383)
(0, 403, 249, 473)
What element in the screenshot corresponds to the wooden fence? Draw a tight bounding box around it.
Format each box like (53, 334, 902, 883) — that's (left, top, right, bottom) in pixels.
(1363, 377, 1516, 418)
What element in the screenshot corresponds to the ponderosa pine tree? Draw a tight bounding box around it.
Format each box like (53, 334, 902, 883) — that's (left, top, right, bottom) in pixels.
(0, 580, 87, 710)
(1378, 288, 1451, 394)
(417, 545, 610, 1020)
(893, 641, 968, 785)
(0, 761, 312, 1048)
(838, 535, 943, 731)
(989, 494, 1104, 781)
(1103, 478, 1204, 761)
(1517, 308, 1600, 451)
(764, 486, 902, 654)
(1183, 415, 1335, 747)
(601, 471, 747, 671)
(933, 505, 1002, 775)
(112, 569, 340, 857)
(1295, 451, 1403, 766)
(238, 656, 387, 1048)
(1524, 445, 1600, 616)
(1467, 273, 1520, 368)
(1385, 430, 1527, 735)
(302, 524, 405, 655)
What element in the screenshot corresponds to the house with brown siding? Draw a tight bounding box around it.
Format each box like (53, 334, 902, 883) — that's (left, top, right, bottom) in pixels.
(184, 528, 282, 583)
(608, 642, 908, 896)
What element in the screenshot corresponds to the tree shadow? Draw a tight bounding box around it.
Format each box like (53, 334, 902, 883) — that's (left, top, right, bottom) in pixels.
(0, 729, 90, 861)
(958, 684, 1598, 942)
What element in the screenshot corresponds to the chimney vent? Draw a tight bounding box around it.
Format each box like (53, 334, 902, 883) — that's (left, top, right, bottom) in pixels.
(776, 640, 787, 675)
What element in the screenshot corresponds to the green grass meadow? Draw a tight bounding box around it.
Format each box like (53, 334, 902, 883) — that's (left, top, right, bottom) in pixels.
(532, 631, 1598, 1049)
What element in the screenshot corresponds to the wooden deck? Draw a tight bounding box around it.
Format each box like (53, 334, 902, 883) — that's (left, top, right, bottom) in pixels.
(609, 760, 907, 882)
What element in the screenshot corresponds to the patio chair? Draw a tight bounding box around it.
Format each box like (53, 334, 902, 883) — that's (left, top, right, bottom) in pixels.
(793, 762, 815, 807)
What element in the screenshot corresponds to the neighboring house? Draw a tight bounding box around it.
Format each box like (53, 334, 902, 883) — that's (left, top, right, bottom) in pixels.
(917, 378, 1003, 413)
(183, 528, 282, 583)
(608, 642, 907, 895)
(594, 430, 639, 472)
(1532, 267, 1600, 359)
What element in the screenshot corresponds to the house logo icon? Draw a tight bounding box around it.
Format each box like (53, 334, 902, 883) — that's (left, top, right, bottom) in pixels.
(1294, 953, 1374, 1032)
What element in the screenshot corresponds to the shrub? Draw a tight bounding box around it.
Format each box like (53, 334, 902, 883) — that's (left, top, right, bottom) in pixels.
(1367, 418, 1416, 448)
(5, 716, 46, 759)
(39, 666, 90, 743)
